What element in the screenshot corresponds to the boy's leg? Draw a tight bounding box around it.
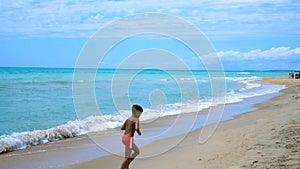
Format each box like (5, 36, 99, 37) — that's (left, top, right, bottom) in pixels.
(121, 147, 132, 169)
(126, 143, 140, 166)
(131, 143, 140, 158)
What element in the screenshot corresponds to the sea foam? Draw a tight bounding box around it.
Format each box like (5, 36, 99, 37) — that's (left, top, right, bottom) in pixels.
(0, 116, 127, 154)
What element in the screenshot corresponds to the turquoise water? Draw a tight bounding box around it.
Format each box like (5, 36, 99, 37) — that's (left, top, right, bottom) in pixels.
(0, 67, 287, 153)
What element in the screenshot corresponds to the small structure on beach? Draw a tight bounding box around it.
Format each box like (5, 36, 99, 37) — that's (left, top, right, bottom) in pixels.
(295, 71, 300, 79)
(290, 70, 300, 79)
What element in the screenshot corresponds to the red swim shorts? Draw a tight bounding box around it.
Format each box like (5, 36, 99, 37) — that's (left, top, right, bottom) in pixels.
(122, 135, 133, 149)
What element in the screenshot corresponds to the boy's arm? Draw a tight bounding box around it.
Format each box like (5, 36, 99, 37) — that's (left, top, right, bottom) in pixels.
(135, 120, 142, 136)
(121, 120, 126, 130)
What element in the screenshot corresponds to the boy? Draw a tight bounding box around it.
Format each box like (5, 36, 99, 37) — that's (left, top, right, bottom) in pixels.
(120, 104, 143, 169)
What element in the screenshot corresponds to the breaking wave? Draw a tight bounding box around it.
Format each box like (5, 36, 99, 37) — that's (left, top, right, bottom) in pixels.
(0, 116, 125, 154)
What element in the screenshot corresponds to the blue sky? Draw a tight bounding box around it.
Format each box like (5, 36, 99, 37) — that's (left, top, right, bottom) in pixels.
(0, 0, 299, 70)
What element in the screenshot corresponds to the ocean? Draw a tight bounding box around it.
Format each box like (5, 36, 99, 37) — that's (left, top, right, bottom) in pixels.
(0, 67, 287, 153)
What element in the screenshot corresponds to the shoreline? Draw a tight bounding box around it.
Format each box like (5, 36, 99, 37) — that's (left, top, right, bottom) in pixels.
(70, 78, 300, 169)
(0, 92, 279, 169)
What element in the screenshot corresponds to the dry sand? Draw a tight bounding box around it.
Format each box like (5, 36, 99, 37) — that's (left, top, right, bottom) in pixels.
(70, 78, 300, 169)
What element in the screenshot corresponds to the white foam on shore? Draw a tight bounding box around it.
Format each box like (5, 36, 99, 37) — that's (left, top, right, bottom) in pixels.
(226, 76, 285, 103)
(0, 76, 286, 154)
(0, 120, 83, 153)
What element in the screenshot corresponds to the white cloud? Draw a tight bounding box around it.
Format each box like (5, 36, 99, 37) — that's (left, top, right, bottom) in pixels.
(93, 13, 104, 20)
(218, 46, 300, 60)
(0, 0, 299, 38)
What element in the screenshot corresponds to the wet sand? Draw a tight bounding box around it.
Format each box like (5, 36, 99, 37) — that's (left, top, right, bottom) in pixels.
(70, 78, 300, 169)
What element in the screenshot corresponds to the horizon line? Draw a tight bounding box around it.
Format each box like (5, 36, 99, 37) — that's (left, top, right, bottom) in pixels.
(0, 66, 293, 72)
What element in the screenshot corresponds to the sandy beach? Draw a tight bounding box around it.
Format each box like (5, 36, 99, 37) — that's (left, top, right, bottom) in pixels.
(70, 78, 300, 169)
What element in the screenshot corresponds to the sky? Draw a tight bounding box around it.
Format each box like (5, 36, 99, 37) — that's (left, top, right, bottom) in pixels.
(0, 0, 299, 70)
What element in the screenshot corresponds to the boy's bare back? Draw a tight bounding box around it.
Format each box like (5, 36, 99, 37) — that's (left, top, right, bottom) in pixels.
(121, 117, 141, 137)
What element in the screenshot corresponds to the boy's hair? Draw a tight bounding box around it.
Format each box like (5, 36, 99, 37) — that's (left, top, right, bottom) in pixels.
(132, 104, 143, 115)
